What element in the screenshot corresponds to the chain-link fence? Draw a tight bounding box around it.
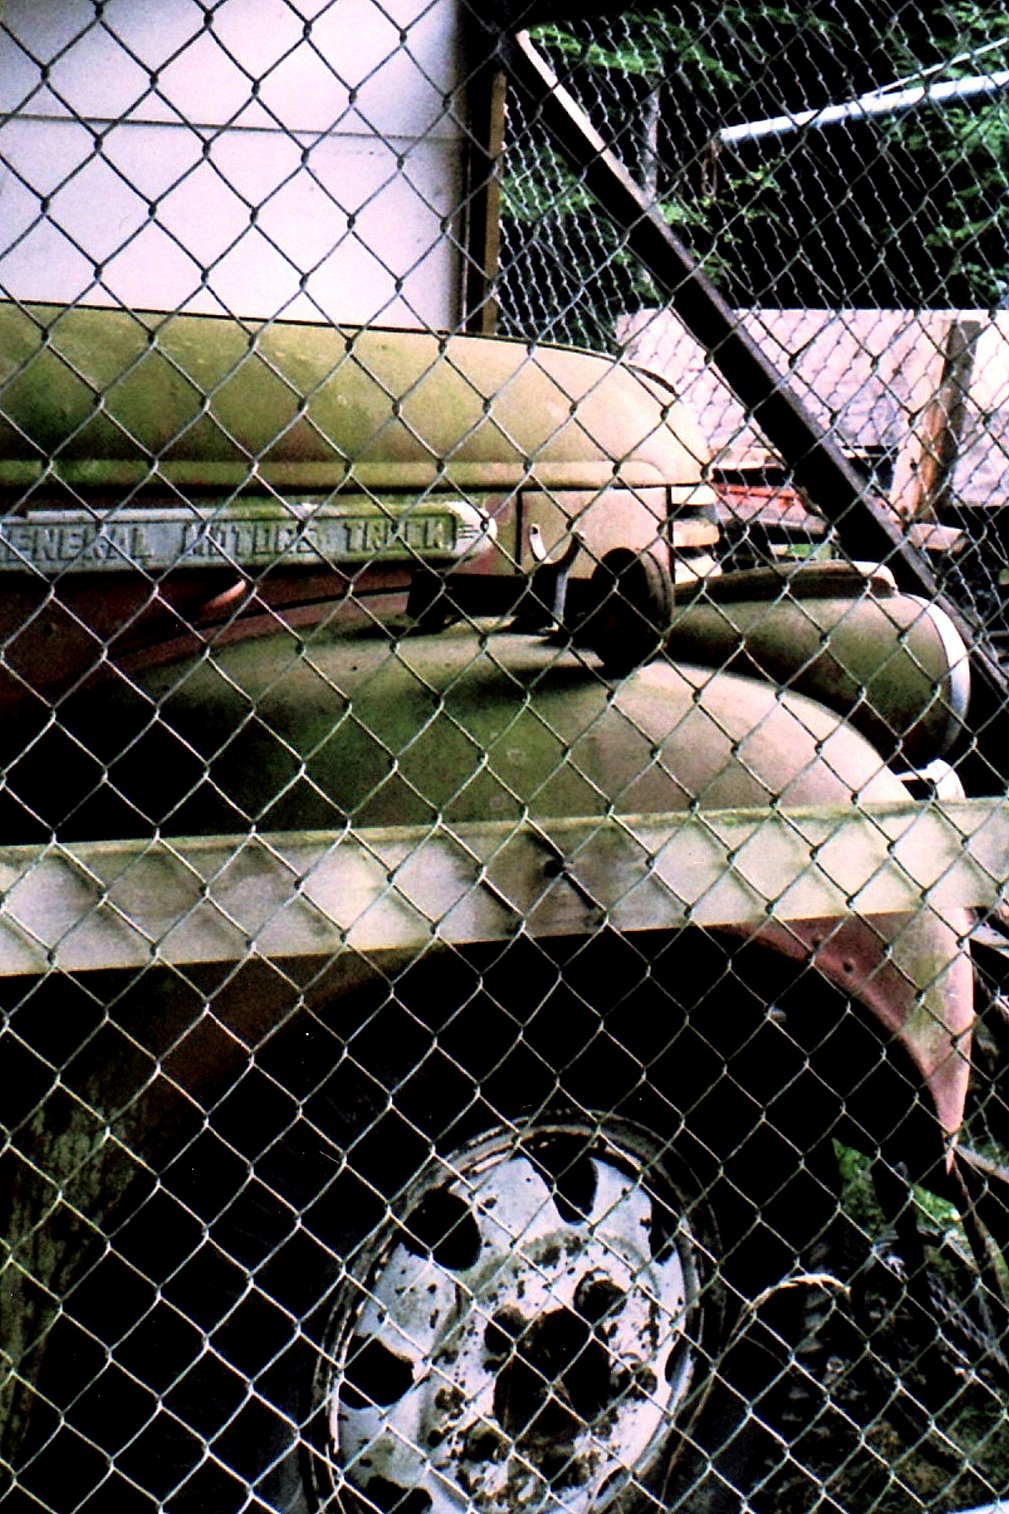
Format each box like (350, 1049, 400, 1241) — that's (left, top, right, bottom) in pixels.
(4, 3, 1009, 1512)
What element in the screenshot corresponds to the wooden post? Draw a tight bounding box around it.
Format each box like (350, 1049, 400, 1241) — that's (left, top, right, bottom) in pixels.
(463, 64, 509, 335)
(903, 318, 982, 520)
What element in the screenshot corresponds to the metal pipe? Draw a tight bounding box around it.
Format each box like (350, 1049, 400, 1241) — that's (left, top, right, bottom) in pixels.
(719, 67, 1009, 145)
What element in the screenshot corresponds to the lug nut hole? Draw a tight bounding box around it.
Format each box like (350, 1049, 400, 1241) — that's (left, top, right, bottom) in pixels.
(402, 1188, 481, 1270)
(342, 1338, 414, 1409)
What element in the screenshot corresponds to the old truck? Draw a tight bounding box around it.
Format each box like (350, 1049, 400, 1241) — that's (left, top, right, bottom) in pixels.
(3, 3, 1009, 1514)
(2, 294, 1001, 1514)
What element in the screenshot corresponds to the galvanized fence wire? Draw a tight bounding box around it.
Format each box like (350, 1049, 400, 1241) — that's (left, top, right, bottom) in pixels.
(3, 3, 1009, 1514)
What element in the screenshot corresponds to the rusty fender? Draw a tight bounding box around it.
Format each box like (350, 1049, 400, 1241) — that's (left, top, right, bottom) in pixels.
(725, 906, 974, 1149)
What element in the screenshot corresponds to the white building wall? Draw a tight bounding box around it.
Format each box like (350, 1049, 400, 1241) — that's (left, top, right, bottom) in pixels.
(0, 0, 467, 326)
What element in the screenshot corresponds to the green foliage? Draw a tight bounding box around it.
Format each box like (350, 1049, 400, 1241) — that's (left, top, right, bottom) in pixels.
(835, 1140, 976, 1262)
(531, 17, 673, 78)
(500, 1, 1009, 323)
(500, 145, 596, 224)
(529, 9, 773, 94)
(879, 3, 1009, 304)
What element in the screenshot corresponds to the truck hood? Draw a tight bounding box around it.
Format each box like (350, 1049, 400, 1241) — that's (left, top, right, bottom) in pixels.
(0, 303, 708, 497)
(0, 616, 907, 842)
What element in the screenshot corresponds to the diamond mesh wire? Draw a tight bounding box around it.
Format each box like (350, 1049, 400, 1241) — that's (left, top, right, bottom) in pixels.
(3, 4, 1009, 1514)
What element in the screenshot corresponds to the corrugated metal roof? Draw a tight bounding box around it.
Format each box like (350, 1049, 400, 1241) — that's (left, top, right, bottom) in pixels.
(621, 307, 1009, 511)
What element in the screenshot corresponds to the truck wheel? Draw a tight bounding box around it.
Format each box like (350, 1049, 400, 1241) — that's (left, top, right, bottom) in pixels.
(286, 941, 833, 1514)
(306, 1115, 722, 1514)
(12, 946, 831, 1514)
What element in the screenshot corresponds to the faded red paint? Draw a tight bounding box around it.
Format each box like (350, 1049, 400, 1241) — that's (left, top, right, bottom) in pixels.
(735, 910, 973, 1150)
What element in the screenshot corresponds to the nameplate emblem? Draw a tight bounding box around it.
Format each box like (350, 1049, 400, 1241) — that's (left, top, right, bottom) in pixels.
(0, 501, 495, 574)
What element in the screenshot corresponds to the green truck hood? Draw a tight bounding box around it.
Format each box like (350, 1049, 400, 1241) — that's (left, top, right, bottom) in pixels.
(0, 303, 708, 497)
(0, 619, 905, 842)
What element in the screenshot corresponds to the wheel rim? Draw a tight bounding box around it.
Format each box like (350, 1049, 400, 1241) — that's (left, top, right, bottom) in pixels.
(322, 1121, 706, 1514)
